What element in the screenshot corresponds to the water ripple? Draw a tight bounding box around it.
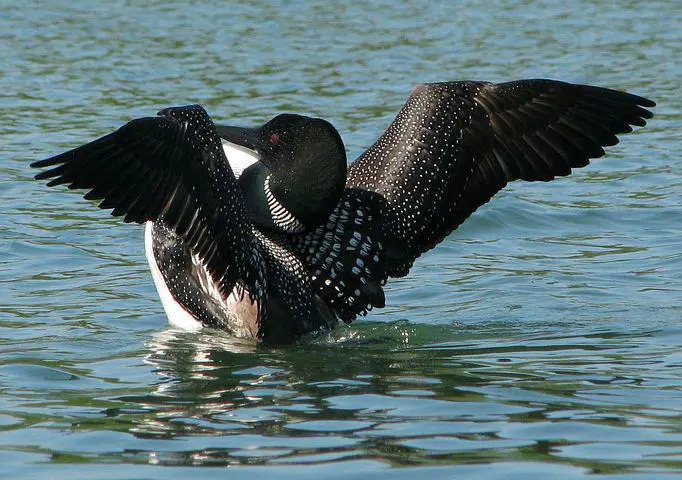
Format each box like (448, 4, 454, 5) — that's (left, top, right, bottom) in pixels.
(2, 0, 681, 477)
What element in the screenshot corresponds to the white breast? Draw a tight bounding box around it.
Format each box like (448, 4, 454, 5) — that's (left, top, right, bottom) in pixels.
(221, 139, 260, 178)
(144, 222, 260, 337)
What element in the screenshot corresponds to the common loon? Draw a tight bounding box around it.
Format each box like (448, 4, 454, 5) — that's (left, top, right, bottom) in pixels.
(32, 79, 655, 343)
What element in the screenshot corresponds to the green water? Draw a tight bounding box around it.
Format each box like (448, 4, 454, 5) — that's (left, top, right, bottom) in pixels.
(2, 0, 682, 478)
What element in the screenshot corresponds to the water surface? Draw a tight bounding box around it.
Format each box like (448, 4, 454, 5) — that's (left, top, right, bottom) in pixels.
(2, 0, 682, 478)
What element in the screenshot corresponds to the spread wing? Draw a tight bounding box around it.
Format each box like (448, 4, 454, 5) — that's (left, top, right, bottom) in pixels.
(31, 105, 267, 308)
(347, 79, 655, 276)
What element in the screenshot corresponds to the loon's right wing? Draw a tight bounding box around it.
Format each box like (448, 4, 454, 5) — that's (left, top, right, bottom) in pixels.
(347, 80, 654, 276)
(32, 105, 266, 308)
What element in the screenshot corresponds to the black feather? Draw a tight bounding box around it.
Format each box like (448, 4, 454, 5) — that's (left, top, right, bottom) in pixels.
(348, 79, 654, 277)
(31, 105, 268, 327)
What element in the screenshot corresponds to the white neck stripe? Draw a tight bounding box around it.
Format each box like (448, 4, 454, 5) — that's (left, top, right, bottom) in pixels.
(264, 175, 305, 233)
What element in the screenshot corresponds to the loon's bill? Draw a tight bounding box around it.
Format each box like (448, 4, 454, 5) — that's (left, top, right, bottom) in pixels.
(31, 79, 655, 343)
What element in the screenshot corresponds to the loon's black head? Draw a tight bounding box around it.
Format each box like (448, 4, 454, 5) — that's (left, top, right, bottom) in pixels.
(218, 114, 347, 233)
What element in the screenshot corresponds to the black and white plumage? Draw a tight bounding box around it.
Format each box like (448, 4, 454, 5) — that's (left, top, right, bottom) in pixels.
(32, 79, 654, 343)
(290, 188, 387, 323)
(33, 105, 269, 330)
(347, 80, 655, 276)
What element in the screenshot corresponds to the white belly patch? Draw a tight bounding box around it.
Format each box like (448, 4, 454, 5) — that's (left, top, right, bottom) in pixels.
(144, 222, 261, 337)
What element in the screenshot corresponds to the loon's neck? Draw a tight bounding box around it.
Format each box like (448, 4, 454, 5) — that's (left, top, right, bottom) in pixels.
(238, 162, 305, 233)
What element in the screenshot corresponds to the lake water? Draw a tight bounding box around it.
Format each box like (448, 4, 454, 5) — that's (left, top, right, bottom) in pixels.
(2, 0, 682, 478)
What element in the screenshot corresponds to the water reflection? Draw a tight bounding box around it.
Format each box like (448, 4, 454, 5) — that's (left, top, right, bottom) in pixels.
(96, 326, 682, 471)
(2, 0, 681, 476)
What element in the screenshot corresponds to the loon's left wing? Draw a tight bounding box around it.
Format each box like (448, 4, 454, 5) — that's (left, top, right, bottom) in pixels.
(348, 80, 655, 277)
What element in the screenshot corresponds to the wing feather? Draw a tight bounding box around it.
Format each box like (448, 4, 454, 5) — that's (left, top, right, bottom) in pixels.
(32, 105, 267, 312)
(348, 79, 654, 276)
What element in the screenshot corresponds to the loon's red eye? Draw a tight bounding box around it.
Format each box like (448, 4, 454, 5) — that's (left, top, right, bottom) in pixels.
(269, 133, 280, 145)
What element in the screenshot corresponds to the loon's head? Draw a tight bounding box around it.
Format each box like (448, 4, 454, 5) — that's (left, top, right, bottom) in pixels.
(217, 114, 347, 233)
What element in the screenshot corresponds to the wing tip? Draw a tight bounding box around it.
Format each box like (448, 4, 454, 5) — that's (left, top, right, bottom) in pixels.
(33, 169, 53, 181)
(30, 155, 62, 170)
(34, 164, 66, 183)
(635, 95, 656, 109)
(583, 84, 656, 114)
